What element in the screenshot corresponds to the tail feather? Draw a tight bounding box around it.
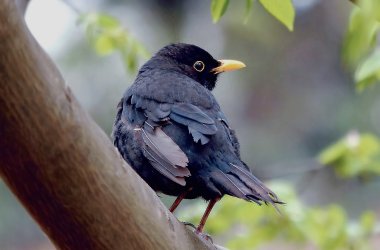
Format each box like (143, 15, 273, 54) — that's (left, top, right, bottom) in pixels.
(211, 169, 262, 205)
(230, 163, 282, 203)
(211, 162, 284, 211)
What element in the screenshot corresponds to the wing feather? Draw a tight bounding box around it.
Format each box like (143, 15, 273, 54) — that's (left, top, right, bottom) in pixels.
(143, 148, 187, 186)
(171, 103, 215, 124)
(140, 127, 190, 186)
(121, 93, 221, 184)
(142, 128, 189, 168)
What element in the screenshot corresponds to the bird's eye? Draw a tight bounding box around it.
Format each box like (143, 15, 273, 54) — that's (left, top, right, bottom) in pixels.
(193, 61, 205, 72)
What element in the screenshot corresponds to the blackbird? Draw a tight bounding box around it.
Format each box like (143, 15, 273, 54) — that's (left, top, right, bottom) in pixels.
(112, 43, 282, 234)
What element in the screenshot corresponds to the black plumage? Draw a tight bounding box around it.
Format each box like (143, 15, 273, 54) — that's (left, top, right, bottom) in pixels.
(112, 43, 282, 233)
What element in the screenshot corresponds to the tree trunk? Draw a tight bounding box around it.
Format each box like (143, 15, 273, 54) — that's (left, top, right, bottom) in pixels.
(0, 1, 214, 249)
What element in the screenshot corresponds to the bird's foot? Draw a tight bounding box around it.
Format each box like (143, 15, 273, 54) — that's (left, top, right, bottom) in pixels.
(195, 230, 214, 244)
(182, 221, 197, 230)
(182, 222, 213, 244)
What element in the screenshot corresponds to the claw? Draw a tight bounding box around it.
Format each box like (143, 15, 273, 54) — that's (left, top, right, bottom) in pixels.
(182, 221, 197, 230)
(182, 221, 214, 244)
(195, 230, 214, 244)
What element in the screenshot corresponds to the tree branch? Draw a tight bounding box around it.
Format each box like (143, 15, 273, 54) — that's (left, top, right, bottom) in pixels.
(0, 1, 214, 249)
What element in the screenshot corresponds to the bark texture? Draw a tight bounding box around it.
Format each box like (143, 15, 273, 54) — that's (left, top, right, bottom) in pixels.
(0, 1, 214, 249)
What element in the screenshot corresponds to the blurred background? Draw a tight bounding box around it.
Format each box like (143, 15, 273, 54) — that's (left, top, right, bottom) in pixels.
(1, 0, 380, 249)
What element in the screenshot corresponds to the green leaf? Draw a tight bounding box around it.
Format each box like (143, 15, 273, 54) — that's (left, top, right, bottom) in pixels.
(318, 132, 380, 178)
(356, 0, 380, 23)
(360, 211, 376, 234)
(178, 179, 379, 249)
(259, 0, 295, 31)
(318, 140, 346, 166)
(342, 4, 379, 67)
(96, 13, 120, 28)
(244, 0, 254, 24)
(78, 12, 150, 73)
(210, 0, 230, 23)
(94, 35, 115, 55)
(355, 49, 380, 91)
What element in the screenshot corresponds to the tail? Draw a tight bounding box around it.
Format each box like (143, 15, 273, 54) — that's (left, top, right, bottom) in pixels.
(211, 162, 284, 211)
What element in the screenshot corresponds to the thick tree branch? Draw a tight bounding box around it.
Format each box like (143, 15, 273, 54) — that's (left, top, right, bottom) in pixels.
(0, 1, 214, 249)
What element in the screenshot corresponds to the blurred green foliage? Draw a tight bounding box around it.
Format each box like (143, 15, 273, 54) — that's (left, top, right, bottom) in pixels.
(258, 0, 295, 31)
(215, 0, 380, 90)
(319, 131, 380, 178)
(355, 49, 380, 91)
(342, 6, 379, 68)
(342, 0, 380, 91)
(210, 0, 295, 31)
(210, 0, 230, 23)
(179, 182, 377, 250)
(77, 1, 380, 91)
(78, 12, 150, 72)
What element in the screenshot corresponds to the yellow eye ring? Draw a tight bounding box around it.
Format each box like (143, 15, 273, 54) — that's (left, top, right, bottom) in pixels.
(193, 61, 205, 72)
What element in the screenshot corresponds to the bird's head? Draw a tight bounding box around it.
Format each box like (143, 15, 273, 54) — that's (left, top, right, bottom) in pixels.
(152, 43, 246, 90)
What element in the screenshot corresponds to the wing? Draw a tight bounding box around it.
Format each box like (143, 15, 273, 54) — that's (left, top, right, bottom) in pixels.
(141, 127, 190, 186)
(170, 103, 217, 144)
(217, 110, 241, 158)
(120, 93, 218, 185)
(127, 94, 218, 144)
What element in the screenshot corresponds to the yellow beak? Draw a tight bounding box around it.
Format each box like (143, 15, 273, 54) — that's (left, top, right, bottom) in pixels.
(211, 59, 246, 74)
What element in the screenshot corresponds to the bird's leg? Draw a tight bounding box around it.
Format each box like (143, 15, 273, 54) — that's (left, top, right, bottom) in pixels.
(195, 197, 221, 234)
(169, 189, 191, 213)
